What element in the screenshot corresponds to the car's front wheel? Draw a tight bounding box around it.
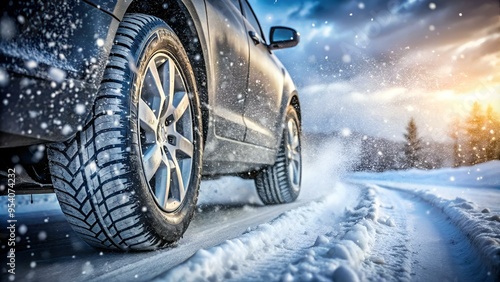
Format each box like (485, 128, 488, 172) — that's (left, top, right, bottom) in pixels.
(47, 14, 202, 250)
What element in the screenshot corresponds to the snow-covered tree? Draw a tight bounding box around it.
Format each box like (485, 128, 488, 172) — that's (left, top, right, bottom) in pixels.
(403, 117, 422, 169)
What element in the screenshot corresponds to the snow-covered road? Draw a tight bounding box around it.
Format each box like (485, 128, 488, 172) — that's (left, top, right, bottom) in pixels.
(365, 186, 488, 281)
(0, 188, 318, 281)
(2, 159, 499, 282)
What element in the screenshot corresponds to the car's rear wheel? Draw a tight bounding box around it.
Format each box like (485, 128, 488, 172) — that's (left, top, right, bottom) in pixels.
(255, 105, 302, 204)
(47, 14, 202, 250)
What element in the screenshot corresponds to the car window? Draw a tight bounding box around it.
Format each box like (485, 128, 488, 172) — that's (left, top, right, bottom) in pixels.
(241, 0, 266, 43)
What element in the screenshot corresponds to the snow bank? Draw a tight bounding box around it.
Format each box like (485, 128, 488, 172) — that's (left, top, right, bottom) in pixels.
(350, 161, 500, 189)
(349, 162, 500, 280)
(278, 187, 380, 282)
(157, 199, 335, 281)
(156, 185, 380, 282)
(413, 190, 500, 279)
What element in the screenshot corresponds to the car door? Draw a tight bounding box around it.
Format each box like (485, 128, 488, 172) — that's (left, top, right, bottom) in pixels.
(205, 0, 250, 142)
(240, 0, 284, 148)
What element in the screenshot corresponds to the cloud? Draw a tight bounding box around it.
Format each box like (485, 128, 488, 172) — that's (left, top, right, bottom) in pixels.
(252, 0, 498, 82)
(299, 80, 492, 142)
(249, 0, 500, 140)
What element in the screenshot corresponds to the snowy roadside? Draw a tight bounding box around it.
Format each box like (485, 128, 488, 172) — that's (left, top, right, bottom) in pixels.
(413, 189, 500, 279)
(155, 183, 381, 282)
(349, 160, 500, 189)
(347, 161, 500, 280)
(367, 184, 500, 280)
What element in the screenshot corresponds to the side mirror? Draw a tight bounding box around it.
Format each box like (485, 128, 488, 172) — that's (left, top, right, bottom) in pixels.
(269, 26, 300, 50)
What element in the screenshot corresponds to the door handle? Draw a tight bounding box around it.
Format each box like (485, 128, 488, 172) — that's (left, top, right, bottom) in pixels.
(249, 31, 261, 45)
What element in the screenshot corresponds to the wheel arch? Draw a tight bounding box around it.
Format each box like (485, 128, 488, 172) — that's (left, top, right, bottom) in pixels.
(124, 0, 210, 141)
(289, 92, 302, 126)
(268, 87, 301, 163)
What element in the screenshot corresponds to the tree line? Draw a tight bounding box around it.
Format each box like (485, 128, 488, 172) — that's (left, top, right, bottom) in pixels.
(449, 102, 500, 167)
(353, 102, 500, 172)
(403, 102, 500, 169)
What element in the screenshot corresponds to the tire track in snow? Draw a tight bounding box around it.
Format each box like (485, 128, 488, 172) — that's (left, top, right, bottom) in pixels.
(364, 184, 495, 282)
(359, 186, 413, 281)
(368, 183, 500, 281)
(410, 189, 500, 280)
(156, 183, 382, 281)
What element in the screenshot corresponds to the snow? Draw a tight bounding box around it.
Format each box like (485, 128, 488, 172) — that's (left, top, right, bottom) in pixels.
(2, 139, 499, 281)
(410, 190, 500, 279)
(0, 42, 77, 73)
(48, 67, 67, 83)
(157, 183, 378, 282)
(350, 160, 500, 189)
(0, 68, 9, 86)
(159, 161, 499, 281)
(348, 161, 500, 280)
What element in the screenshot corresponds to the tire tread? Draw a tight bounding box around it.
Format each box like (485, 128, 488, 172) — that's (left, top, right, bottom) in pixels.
(47, 14, 179, 250)
(255, 107, 301, 205)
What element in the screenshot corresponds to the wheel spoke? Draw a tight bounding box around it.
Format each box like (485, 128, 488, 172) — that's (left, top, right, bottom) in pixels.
(288, 164, 295, 183)
(156, 155, 171, 209)
(287, 121, 295, 143)
(154, 164, 168, 208)
(293, 163, 300, 183)
(172, 158, 186, 200)
(146, 59, 167, 113)
(164, 59, 176, 110)
(176, 134, 194, 158)
(293, 159, 300, 175)
(291, 134, 300, 149)
(139, 99, 158, 134)
(165, 59, 176, 98)
(284, 117, 301, 189)
(143, 144, 162, 181)
(172, 91, 190, 122)
(159, 59, 170, 100)
(162, 167, 172, 209)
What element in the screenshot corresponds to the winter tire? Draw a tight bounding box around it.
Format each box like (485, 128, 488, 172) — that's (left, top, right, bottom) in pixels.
(255, 105, 302, 204)
(47, 14, 203, 250)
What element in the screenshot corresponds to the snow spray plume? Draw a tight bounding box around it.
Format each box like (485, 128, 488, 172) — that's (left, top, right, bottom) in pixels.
(301, 133, 361, 199)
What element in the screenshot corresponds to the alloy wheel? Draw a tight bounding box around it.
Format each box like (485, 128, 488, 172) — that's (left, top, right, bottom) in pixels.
(286, 118, 301, 192)
(138, 53, 194, 212)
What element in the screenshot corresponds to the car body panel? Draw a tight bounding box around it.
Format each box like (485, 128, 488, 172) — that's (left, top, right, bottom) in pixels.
(0, 0, 119, 147)
(204, 0, 248, 142)
(240, 1, 285, 149)
(0, 0, 300, 187)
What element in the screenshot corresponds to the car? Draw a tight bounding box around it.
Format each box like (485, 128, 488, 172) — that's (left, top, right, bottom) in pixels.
(0, 0, 302, 251)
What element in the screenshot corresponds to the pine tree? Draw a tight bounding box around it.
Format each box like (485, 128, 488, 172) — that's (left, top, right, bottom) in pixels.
(403, 117, 422, 168)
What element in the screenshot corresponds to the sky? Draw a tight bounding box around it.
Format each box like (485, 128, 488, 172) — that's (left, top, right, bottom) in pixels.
(249, 0, 500, 142)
